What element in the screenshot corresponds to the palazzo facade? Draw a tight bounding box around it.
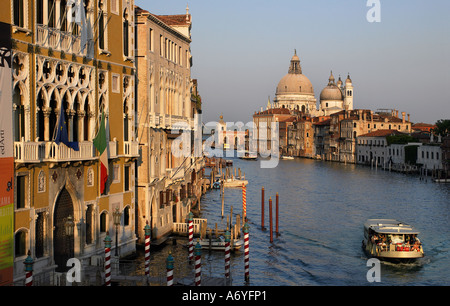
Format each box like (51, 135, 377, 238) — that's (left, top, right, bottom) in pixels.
(135, 6, 204, 244)
(4, 0, 139, 284)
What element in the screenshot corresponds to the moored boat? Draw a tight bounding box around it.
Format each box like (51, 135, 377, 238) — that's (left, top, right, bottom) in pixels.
(239, 150, 257, 160)
(281, 156, 294, 160)
(362, 219, 424, 262)
(198, 236, 244, 251)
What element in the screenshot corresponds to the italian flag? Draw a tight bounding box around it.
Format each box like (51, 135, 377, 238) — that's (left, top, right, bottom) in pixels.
(93, 112, 108, 194)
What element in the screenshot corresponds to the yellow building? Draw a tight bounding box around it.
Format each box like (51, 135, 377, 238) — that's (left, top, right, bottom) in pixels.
(3, 0, 138, 284)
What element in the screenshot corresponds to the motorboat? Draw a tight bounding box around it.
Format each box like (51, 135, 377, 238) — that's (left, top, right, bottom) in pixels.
(362, 219, 424, 262)
(239, 150, 257, 160)
(223, 179, 248, 188)
(197, 235, 244, 251)
(281, 156, 294, 160)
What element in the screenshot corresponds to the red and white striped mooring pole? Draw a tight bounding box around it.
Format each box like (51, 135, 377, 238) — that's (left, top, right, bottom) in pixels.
(144, 221, 151, 278)
(242, 183, 247, 219)
(244, 222, 250, 283)
(104, 232, 112, 286)
(194, 240, 202, 286)
(188, 212, 194, 263)
(166, 251, 174, 286)
(225, 229, 231, 280)
(24, 250, 34, 286)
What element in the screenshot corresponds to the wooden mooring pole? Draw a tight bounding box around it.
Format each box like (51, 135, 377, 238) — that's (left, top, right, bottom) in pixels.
(276, 192, 279, 236)
(269, 197, 273, 243)
(261, 187, 265, 229)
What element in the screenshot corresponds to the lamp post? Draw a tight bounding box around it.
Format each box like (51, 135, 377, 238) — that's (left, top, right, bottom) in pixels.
(113, 208, 122, 257)
(24, 250, 34, 286)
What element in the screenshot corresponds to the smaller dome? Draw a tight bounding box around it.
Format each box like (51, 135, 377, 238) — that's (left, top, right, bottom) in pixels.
(320, 84, 344, 101)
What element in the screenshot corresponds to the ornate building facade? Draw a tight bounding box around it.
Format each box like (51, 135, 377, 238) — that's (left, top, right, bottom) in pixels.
(135, 6, 204, 244)
(4, 0, 139, 284)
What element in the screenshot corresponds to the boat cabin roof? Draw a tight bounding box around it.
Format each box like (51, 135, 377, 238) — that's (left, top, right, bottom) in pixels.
(364, 219, 420, 235)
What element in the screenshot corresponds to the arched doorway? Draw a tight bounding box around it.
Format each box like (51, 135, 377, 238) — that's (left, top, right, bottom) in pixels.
(53, 187, 74, 272)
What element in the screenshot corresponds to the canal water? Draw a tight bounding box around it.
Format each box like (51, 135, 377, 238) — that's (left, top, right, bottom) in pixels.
(144, 156, 450, 286)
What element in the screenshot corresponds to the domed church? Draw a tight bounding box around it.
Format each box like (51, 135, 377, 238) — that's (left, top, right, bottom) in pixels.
(274, 50, 317, 113)
(272, 50, 354, 116)
(319, 71, 354, 116)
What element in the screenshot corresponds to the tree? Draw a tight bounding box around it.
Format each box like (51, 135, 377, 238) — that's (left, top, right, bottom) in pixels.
(433, 119, 450, 137)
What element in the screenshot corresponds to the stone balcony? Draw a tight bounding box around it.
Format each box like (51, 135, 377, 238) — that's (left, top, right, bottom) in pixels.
(36, 24, 93, 57)
(123, 141, 139, 158)
(166, 167, 185, 182)
(13, 140, 130, 164)
(149, 112, 194, 130)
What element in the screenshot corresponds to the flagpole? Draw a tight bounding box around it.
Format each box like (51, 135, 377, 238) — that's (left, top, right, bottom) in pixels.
(41, 0, 57, 45)
(51, 106, 62, 142)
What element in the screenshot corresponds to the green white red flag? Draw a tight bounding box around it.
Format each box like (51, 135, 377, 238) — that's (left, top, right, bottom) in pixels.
(93, 112, 108, 194)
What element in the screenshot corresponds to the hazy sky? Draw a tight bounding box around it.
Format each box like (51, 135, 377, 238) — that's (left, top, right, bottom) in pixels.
(134, 0, 450, 125)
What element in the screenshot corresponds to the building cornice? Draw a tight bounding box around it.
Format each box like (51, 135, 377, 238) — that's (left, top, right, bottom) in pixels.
(136, 10, 191, 44)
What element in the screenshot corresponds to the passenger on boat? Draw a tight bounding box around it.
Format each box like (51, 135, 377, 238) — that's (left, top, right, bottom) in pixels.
(376, 235, 387, 251)
(411, 241, 421, 252)
(391, 234, 403, 244)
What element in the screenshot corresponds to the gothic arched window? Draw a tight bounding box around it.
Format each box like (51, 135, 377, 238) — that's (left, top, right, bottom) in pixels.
(13, 85, 25, 142)
(15, 230, 27, 257)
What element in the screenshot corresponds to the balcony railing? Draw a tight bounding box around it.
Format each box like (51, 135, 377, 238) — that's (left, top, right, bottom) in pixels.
(14, 141, 96, 163)
(149, 112, 194, 130)
(166, 167, 185, 181)
(124, 141, 139, 157)
(14, 141, 45, 163)
(109, 141, 117, 158)
(14, 139, 138, 164)
(36, 24, 93, 57)
(46, 141, 95, 162)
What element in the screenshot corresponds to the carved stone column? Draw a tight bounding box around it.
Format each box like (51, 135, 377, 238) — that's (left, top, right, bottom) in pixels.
(77, 110, 85, 142)
(43, 107, 52, 141)
(87, 111, 95, 141)
(66, 109, 75, 141)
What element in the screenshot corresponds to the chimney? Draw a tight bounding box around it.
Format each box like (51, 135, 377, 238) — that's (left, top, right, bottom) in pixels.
(407, 114, 410, 122)
(396, 110, 399, 118)
(402, 112, 406, 124)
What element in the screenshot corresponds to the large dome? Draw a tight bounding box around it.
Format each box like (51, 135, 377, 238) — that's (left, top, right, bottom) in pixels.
(276, 51, 314, 96)
(276, 73, 315, 95)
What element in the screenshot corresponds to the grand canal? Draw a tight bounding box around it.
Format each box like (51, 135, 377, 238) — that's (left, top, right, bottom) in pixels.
(144, 156, 450, 286)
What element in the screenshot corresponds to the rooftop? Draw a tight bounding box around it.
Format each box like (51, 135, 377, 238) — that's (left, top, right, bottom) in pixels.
(359, 129, 406, 138)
